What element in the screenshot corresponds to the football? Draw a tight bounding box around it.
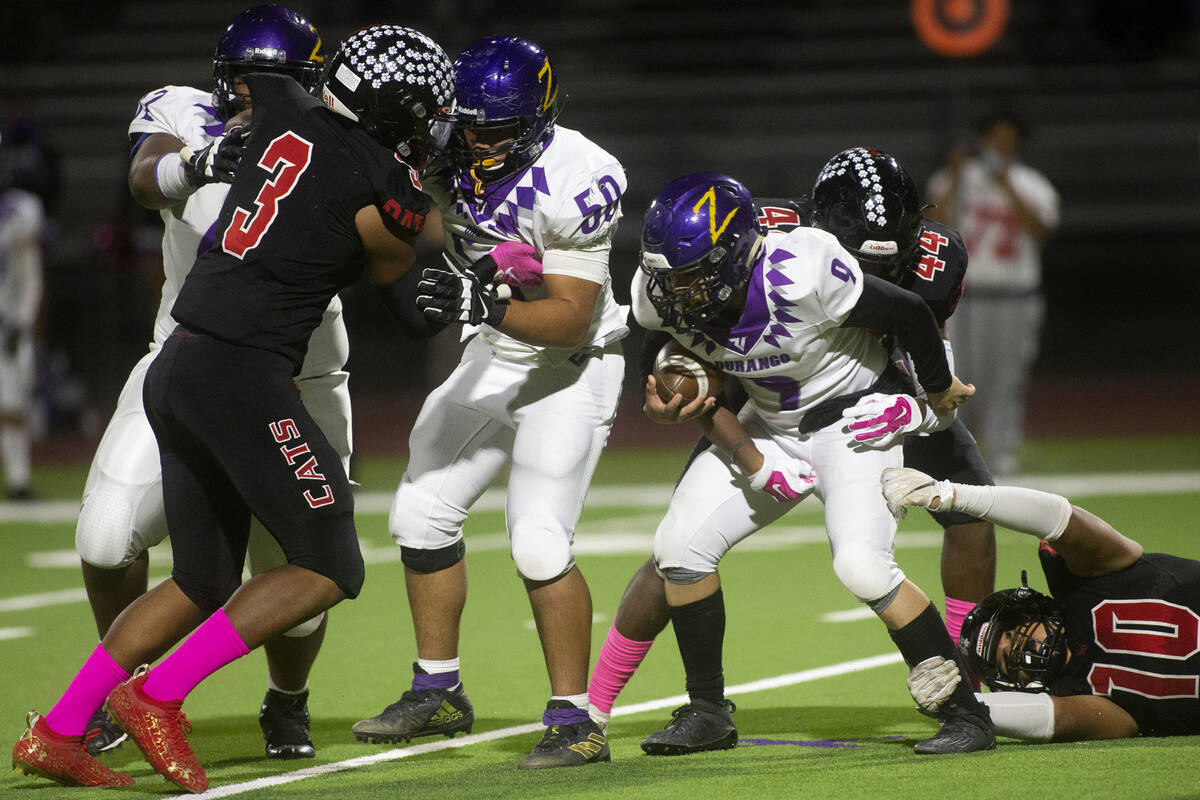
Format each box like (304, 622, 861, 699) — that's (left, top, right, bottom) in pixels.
(653, 339, 725, 404)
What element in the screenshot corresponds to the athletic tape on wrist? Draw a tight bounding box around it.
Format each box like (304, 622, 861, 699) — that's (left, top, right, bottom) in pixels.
(156, 152, 196, 201)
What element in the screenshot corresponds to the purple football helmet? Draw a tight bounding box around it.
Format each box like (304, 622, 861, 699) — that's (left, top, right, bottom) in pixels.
(321, 25, 454, 164)
(450, 35, 560, 189)
(810, 147, 922, 282)
(640, 173, 764, 330)
(212, 4, 325, 119)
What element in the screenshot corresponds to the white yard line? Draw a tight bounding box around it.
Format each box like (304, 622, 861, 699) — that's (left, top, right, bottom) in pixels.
(162, 652, 905, 799)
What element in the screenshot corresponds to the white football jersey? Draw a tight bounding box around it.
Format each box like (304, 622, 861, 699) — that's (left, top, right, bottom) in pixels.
(633, 227, 889, 433)
(429, 126, 629, 362)
(926, 159, 1059, 291)
(126, 85, 346, 377)
(0, 188, 44, 328)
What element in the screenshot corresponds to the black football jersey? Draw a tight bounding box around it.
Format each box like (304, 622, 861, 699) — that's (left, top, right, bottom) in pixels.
(753, 196, 967, 328)
(172, 73, 427, 372)
(1041, 548, 1200, 736)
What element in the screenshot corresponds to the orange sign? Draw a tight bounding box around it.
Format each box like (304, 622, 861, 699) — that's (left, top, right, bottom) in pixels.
(911, 0, 1010, 58)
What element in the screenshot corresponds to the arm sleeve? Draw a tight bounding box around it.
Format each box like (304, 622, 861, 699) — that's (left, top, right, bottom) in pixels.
(841, 274, 951, 393)
(374, 267, 448, 340)
(976, 691, 1055, 741)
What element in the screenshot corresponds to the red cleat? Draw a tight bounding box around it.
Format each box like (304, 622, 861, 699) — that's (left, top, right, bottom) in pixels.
(106, 666, 208, 793)
(11, 711, 135, 787)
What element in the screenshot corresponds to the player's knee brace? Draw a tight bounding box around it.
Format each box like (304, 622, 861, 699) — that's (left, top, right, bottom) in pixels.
(400, 539, 465, 574)
(510, 520, 573, 582)
(282, 611, 325, 638)
(75, 492, 140, 569)
(831, 543, 905, 604)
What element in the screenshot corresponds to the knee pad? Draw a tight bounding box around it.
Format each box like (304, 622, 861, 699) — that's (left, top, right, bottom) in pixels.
(510, 520, 573, 582)
(831, 543, 905, 604)
(76, 491, 140, 569)
(283, 611, 326, 638)
(661, 566, 712, 585)
(400, 539, 465, 574)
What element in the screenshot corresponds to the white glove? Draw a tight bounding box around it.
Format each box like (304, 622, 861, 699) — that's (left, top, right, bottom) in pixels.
(906, 656, 962, 715)
(880, 467, 955, 520)
(842, 393, 924, 449)
(749, 454, 816, 502)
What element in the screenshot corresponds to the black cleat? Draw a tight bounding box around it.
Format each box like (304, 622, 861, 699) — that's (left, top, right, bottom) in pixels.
(353, 682, 474, 744)
(518, 701, 610, 769)
(914, 703, 996, 755)
(82, 708, 127, 756)
(640, 698, 737, 756)
(259, 689, 315, 759)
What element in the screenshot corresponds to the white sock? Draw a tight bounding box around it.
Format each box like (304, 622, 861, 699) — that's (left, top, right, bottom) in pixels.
(417, 657, 460, 675)
(267, 676, 308, 695)
(552, 693, 590, 710)
(951, 484, 1072, 541)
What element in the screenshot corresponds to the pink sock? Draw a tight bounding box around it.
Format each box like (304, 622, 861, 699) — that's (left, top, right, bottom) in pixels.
(142, 608, 250, 703)
(44, 643, 130, 737)
(944, 596, 981, 689)
(943, 596, 976, 644)
(588, 625, 655, 714)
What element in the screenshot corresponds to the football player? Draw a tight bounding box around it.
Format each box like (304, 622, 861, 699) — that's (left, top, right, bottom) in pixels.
(351, 35, 626, 769)
(12, 24, 451, 791)
(607, 171, 992, 757)
(72, 5, 338, 759)
(884, 467, 1200, 740)
(0, 145, 44, 502)
(589, 149, 997, 730)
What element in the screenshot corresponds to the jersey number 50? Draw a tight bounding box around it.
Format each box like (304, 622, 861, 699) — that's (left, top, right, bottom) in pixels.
(223, 132, 314, 259)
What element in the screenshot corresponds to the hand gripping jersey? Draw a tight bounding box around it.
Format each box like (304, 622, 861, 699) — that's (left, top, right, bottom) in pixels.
(171, 73, 422, 372)
(427, 126, 629, 362)
(1041, 545, 1200, 736)
(633, 226, 890, 433)
(127, 82, 346, 378)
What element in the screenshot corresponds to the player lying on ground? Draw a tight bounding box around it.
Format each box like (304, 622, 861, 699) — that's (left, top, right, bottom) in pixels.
(885, 467, 1200, 740)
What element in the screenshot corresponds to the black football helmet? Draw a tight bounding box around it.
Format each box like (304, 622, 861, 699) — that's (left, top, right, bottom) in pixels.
(810, 147, 922, 283)
(212, 4, 325, 119)
(959, 572, 1069, 692)
(322, 25, 455, 165)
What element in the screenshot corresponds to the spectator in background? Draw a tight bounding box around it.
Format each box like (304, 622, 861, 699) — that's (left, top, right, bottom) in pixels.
(0, 126, 45, 501)
(926, 109, 1059, 477)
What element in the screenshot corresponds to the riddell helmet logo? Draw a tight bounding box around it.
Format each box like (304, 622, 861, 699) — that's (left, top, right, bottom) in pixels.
(861, 239, 899, 255)
(975, 621, 990, 657)
(694, 187, 738, 245)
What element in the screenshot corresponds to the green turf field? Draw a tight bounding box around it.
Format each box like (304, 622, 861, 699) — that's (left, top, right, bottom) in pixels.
(2, 439, 1199, 799)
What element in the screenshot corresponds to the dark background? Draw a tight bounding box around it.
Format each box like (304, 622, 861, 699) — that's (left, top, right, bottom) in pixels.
(3, 0, 1198, 452)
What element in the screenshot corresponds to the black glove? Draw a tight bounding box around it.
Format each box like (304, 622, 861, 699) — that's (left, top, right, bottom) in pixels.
(181, 125, 249, 187)
(416, 263, 511, 326)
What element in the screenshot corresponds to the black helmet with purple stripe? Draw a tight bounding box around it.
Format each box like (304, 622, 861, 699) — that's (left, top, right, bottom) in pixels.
(212, 4, 325, 119)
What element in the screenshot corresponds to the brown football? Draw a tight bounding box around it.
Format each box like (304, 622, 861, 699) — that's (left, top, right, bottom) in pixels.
(653, 339, 725, 403)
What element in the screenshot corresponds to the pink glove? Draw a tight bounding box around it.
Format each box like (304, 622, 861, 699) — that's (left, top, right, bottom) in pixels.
(749, 455, 816, 502)
(490, 241, 543, 288)
(842, 393, 923, 448)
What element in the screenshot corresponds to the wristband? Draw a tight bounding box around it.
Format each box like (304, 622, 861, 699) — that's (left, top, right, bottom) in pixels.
(156, 152, 196, 202)
(728, 438, 755, 473)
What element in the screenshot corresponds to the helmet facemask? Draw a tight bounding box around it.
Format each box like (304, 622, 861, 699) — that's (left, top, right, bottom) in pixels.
(959, 572, 1069, 692)
(641, 228, 762, 331)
